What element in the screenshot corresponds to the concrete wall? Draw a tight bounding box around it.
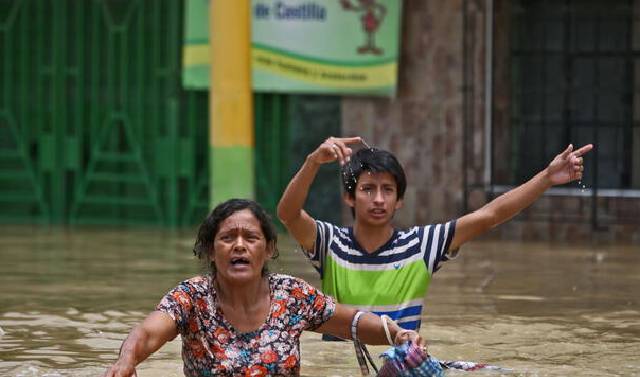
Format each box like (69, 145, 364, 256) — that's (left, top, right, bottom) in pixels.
(341, 0, 640, 243)
(342, 0, 466, 227)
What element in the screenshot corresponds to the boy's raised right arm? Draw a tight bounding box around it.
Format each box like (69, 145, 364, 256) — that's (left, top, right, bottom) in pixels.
(277, 136, 361, 251)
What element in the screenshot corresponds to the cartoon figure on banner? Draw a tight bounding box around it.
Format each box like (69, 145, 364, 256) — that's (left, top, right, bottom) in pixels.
(340, 0, 387, 55)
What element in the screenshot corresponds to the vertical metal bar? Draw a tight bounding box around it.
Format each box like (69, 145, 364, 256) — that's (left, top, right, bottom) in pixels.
(167, 0, 181, 226)
(90, 0, 99, 146)
(120, 14, 127, 114)
(273, 95, 282, 206)
(50, 0, 65, 223)
(540, 2, 548, 168)
(254, 93, 261, 199)
(280, 95, 290, 195)
(1, 3, 11, 109)
(139, 0, 150, 223)
(75, 0, 85, 168)
(61, 0, 69, 222)
(623, 0, 633, 187)
(32, 0, 51, 221)
(186, 91, 197, 224)
(254, 93, 264, 200)
(18, 0, 27, 142)
(152, 0, 159, 150)
(591, 8, 600, 231)
(510, 1, 520, 182)
(35, 0, 47, 221)
(461, 0, 469, 213)
(106, 2, 113, 117)
(137, 0, 144, 157)
(118, 2, 128, 223)
(562, 0, 571, 147)
(484, 0, 494, 192)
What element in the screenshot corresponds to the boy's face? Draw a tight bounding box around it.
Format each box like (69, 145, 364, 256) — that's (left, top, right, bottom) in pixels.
(344, 171, 403, 227)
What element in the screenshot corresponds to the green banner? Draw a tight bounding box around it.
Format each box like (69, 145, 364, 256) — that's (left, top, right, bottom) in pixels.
(182, 0, 210, 90)
(252, 0, 402, 96)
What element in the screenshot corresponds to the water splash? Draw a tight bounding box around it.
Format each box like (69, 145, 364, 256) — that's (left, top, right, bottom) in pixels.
(578, 180, 587, 193)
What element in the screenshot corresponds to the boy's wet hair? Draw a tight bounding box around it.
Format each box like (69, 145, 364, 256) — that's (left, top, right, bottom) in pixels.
(341, 147, 407, 201)
(193, 198, 279, 276)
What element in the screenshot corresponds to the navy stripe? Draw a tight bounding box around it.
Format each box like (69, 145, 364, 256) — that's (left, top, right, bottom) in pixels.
(433, 220, 456, 272)
(423, 224, 435, 272)
(371, 305, 423, 319)
(438, 220, 457, 262)
(331, 246, 423, 264)
(444, 220, 456, 255)
(433, 223, 446, 272)
(369, 313, 421, 331)
(313, 221, 328, 277)
(335, 229, 419, 250)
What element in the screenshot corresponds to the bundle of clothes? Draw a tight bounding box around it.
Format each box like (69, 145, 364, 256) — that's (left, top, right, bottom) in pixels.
(356, 340, 510, 376)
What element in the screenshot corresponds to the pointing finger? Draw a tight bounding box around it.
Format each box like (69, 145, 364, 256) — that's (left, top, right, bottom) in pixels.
(572, 143, 594, 157)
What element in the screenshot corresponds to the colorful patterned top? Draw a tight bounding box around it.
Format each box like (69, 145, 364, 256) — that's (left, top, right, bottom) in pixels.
(157, 273, 336, 377)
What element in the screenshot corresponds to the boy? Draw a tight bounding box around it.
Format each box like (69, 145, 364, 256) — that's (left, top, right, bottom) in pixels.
(277, 136, 592, 331)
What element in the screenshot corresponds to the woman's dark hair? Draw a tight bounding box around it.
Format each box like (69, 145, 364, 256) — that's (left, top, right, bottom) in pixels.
(193, 198, 279, 276)
(341, 147, 407, 200)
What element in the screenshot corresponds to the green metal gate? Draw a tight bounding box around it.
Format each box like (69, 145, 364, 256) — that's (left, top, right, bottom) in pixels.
(0, 0, 209, 226)
(0, 1, 340, 227)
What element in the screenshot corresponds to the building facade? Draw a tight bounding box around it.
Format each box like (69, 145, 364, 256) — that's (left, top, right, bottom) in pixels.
(343, 0, 640, 242)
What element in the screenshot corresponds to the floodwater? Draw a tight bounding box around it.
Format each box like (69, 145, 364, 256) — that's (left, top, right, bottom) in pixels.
(0, 226, 639, 377)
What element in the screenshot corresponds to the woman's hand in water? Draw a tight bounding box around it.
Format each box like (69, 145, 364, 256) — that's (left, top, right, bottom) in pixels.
(102, 359, 138, 377)
(308, 136, 362, 166)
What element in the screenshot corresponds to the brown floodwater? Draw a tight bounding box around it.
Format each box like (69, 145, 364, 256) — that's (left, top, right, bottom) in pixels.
(0, 226, 638, 376)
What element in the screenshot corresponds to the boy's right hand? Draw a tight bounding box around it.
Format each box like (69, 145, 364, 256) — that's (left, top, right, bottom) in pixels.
(309, 136, 362, 166)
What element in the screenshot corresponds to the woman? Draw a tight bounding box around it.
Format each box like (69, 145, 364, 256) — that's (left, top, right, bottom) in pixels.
(103, 199, 424, 377)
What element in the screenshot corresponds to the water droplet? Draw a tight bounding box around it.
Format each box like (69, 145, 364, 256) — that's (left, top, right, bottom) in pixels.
(578, 180, 588, 192)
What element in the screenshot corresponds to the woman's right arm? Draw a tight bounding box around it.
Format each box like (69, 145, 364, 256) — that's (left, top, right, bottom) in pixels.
(316, 304, 424, 347)
(102, 311, 178, 377)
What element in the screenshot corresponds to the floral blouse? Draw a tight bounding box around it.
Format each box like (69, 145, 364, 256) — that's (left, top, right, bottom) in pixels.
(157, 273, 336, 376)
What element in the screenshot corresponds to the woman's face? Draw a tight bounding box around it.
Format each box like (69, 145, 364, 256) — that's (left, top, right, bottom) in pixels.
(211, 209, 273, 283)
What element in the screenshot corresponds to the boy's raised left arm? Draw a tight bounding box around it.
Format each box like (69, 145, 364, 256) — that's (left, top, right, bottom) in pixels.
(450, 143, 593, 251)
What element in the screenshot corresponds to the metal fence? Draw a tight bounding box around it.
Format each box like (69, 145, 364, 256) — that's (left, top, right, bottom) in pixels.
(0, 0, 340, 227)
(0, 0, 209, 226)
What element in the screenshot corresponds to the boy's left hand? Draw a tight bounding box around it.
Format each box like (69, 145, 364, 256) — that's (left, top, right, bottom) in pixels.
(546, 144, 594, 186)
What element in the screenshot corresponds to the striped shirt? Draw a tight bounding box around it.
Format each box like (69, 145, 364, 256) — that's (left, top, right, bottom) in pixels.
(306, 220, 456, 330)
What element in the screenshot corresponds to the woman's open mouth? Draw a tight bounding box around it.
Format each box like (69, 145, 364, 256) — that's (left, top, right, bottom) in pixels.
(230, 257, 250, 267)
